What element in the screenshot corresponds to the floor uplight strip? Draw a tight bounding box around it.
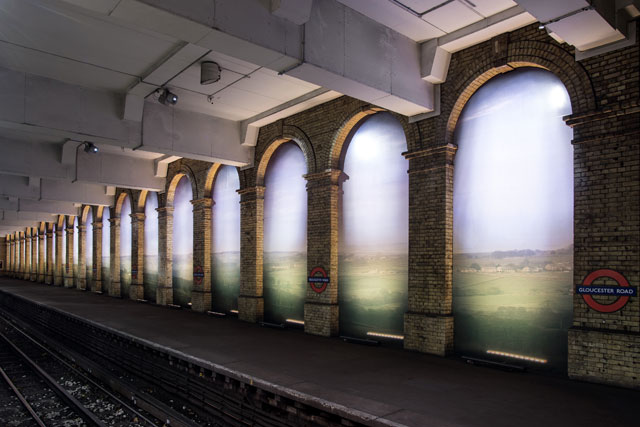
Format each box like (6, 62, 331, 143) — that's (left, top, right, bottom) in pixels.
(229, 309, 239, 314)
(487, 350, 547, 364)
(366, 332, 404, 340)
(286, 319, 305, 325)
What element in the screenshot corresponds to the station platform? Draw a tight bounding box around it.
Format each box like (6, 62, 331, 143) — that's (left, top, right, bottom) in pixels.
(0, 277, 637, 427)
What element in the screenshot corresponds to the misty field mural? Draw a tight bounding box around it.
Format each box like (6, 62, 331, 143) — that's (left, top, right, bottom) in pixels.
(102, 207, 111, 287)
(86, 208, 93, 288)
(453, 68, 573, 371)
(120, 195, 132, 297)
(144, 192, 159, 302)
(211, 166, 240, 313)
(339, 112, 408, 340)
(173, 176, 193, 307)
(264, 143, 307, 324)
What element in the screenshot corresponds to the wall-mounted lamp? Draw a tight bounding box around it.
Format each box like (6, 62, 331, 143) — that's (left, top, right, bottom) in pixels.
(83, 141, 99, 154)
(158, 88, 178, 105)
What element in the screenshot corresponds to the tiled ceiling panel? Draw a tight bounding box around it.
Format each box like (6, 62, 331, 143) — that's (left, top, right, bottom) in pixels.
(422, 1, 483, 33)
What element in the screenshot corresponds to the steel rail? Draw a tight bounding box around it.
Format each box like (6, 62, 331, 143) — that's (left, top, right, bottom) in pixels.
(0, 365, 47, 427)
(0, 330, 107, 427)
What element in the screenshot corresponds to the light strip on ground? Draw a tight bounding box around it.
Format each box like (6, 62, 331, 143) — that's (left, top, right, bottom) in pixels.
(229, 309, 239, 314)
(366, 332, 404, 340)
(487, 350, 547, 364)
(286, 319, 305, 325)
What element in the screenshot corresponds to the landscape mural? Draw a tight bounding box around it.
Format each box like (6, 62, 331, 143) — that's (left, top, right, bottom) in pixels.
(211, 166, 240, 313)
(339, 112, 408, 340)
(73, 216, 78, 279)
(102, 207, 111, 287)
(452, 68, 573, 372)
(264, 143, 307, 324)
(173, 176, 193, 307)
(144, 192, 159, 302)
(120, 196, 132, 297)
(86, 208, 93, 288)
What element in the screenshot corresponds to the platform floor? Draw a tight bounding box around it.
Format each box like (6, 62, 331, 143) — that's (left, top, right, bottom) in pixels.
(0, 278, 637, 427)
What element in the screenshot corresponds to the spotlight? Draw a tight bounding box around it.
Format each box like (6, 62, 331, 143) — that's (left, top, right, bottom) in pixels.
(158, 88, 178, 105)
(538, 24, 545, 30)
(200, 61, 221, 85)
(83, 142, 98, 154)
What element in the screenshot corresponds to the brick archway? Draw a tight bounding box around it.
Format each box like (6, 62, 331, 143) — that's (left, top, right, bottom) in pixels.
(255, 125, 315, 187)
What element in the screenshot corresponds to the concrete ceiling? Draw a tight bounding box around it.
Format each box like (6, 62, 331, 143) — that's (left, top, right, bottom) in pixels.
(1, 0, 637, 236)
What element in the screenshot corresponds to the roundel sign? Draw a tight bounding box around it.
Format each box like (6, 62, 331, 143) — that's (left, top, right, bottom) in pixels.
(193, 265, 205, 286)
(576, 269, 636, 313)
(308, 266, 329, 294)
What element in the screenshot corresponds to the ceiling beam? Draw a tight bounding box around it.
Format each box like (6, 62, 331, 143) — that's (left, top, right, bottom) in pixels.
(0, 174, 114, 206)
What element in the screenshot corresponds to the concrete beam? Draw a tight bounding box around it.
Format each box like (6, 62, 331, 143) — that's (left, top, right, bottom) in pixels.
(0, 199, 77, 216)
(142, 101, 251, 166)
(1, 210, 57, 224)
(0, 174, 114, 206)
(0, 137, 165, 191)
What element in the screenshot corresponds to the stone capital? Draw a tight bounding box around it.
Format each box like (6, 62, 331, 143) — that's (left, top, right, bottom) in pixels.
(191, 198, 213, 210)
(130, 212, 146, 222)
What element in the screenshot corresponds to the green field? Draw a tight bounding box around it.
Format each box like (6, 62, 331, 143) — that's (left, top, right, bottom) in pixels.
(173, 253, 193, 307)
(264, 252, 306, 324)
(453, 250, 572, 371)
(143, 255, 158, 302)
(339, 254, 407, 339)
(211, 252, 240, 313)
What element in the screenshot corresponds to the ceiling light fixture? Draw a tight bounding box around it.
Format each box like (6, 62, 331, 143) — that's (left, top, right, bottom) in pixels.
(83, 141, 99, 154)
(158, 88, 178, 105)
(200, 61, 221, 85)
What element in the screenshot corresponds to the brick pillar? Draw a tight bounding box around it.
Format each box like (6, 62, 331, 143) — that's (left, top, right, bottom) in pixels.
(54, 226, 64, 286)
(76, 225, 86, 290)
(14, 233, 20, 278)
(566, 109, 640, 388)
(45, 224, 54, 284)
(109, 217, 121, 297)
(22, 230, 30, 280)
(403, 145, 457, 356)
(238, 186, 265, 323)
(156, 207, 174, 305)
(130, 213, 145, 300)
(12, 235, 17, 277)
(64, 221, 74, 287)
(30, 229, 37, 281)
(37, 231, 45, 282)
(4, 237, 10, 277)
(92, 221, 103, 292)
(304, 170, 341, 336)
(191, 198, 212, 312)
(18, 232, 24, 279)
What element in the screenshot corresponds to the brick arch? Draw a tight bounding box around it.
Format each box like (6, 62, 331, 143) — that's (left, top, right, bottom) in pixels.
(55, 215, 65, 230)
(38, 222, 46, 234)
(80, 206, 92, 225)
(165, 165, 198, 206)
(203, 163, 223, 196)
(444, 40, 596, 145)
(255, 125, 316, 186)
(114, 190, 134, 216)
(328, 106, 385, 170)
(137, 190, 149, 212)
(95, 206, 105, 222)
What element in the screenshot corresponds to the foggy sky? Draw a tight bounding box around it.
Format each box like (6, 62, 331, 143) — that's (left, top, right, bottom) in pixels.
(264, 142, 307, 254)
(212, 165, 240, 253)
(120, 195, 131, 257)
(144, 191, 159, 257)
(341, 112, 408, 255)
(453, 68, 573, 254)
(173, 176, 193, 256)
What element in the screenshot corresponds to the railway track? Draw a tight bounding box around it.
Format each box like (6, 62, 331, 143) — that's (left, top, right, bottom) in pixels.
(0, 315, 160, 426)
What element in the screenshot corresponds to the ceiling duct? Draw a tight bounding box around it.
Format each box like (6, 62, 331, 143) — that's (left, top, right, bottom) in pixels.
(200, 61, 221, 85)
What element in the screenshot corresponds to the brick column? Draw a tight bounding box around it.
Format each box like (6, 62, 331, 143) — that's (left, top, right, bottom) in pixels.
(156, 207, 174, 305)
(37, 231, 45, 282)
(238, 186, 265, 323)
(76, 225, 86, 289)
(12, 234, 17, 277)
(20, 231, 27, 279)
(109, 217, 121, 297)
(30, 229, 37, 281)
(14, 233, 20, 278)
(130, 213, 145, 300)
(92, 221, 103, 292)
(45, 224, 54, 284)
(64, 220, 74, 287)
(4, 237, 10, 277)
(54, 226, 64, 286)
(304, 170, 342, 336)
(22, 230, 30, 280)
(16, 232, 23, 278)
(403, 145, 457, 356)
(191, 198, 212, 312)
(566, 108, 640, 388)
